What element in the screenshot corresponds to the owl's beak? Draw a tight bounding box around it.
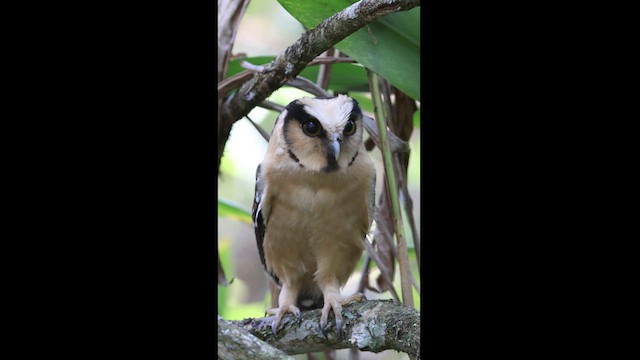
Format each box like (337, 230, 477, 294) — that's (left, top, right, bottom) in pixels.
(329, 135, 341, 160)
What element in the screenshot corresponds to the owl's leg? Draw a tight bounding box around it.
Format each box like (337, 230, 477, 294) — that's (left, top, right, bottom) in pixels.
(318, 281, 365, 336)
(265, 282, 301, 335)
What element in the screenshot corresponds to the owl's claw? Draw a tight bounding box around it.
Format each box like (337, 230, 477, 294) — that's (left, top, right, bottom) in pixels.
(320, 292, 365, 337)
(319, 320, 327, 338)
(266, 304, 301, 336)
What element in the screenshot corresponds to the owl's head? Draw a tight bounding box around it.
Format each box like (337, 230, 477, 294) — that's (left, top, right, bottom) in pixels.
(277, 95, 364, 173)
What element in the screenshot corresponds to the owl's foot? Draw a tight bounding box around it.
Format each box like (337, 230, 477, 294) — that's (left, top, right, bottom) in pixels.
(319, 292, 366, 336)
(266, 304, 301, 336)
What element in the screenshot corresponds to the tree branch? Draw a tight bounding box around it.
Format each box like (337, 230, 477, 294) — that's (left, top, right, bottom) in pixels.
(218, 316, 294, 360)
(218, 56, 357, 101)
(217, 0, 250, 84)
(218, 0, 421, 168)
(221, 299, 420, 359)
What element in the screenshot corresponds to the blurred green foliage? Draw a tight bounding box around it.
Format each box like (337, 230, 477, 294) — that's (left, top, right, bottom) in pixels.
(218, 198, 252, 225)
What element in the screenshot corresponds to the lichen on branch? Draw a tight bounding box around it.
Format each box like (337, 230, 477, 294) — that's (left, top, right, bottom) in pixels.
(219, 299, 420, 358)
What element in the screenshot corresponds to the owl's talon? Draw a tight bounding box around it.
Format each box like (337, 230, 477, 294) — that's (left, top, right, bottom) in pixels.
(319, 292, 365, 336)
(292, 306, 301, 321)
(266, 303, 301, 336)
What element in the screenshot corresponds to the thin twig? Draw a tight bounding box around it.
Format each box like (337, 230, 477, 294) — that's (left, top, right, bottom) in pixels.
(400, 172, 420, 271)
(254, 76, 333, 114)
(307, 56, 355, 66)
(240, 60, 266, 72)
(362, 115, 409, 154)
(245, 115, 271, 142)
(370, 192, 397, 298)
(356, 253, 385, 295)
(375, 225, 421, 295)
(388, 87, 419, 272)
(286, 77, 332, 97)
(218, 70, 254, 100)
(362, 237, 399, 301)
(410, 270, 420, 294)
(316, 47, 335, 90)
(356, 254, 371, 294)
(218, 255, 229, 286)
(258, 100, 285, 113)
(369, 70, 413, 308)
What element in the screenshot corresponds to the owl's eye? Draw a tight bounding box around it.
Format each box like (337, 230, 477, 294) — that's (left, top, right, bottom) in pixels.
(302, 119, 322, 137)
(343, 120, 356, 136)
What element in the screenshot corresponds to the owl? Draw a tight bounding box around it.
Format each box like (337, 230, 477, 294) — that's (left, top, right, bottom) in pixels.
(252, 94, 376, 335)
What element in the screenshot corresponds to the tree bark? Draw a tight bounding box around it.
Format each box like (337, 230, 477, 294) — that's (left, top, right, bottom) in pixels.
(218, 299, 420, 359)
(218, 316, 294, 360)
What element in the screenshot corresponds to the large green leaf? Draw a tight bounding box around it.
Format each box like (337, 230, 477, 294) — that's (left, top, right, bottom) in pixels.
(278, 0, 420, 100)
(226, 56, 370, 94)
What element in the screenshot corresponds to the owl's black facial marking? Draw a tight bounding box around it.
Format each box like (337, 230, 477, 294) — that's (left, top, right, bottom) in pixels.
(349, 99, 361, 121)
(348, 151, 359, 167)
(287, 149, 304, 168)
(323, 154, 340, 172)
(284, 102, 320, 128)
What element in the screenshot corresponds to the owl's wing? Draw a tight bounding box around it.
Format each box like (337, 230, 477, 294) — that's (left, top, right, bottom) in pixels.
(252, 164, 280, 285)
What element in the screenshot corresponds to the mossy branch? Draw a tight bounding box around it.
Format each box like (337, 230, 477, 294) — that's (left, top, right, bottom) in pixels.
(218, 316, 294, 360)
(218, 299, 420, 359)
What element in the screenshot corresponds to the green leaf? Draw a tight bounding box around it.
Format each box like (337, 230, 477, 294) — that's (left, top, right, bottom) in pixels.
(278, 0, 420, 100)
(218, 198, 252, 224)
